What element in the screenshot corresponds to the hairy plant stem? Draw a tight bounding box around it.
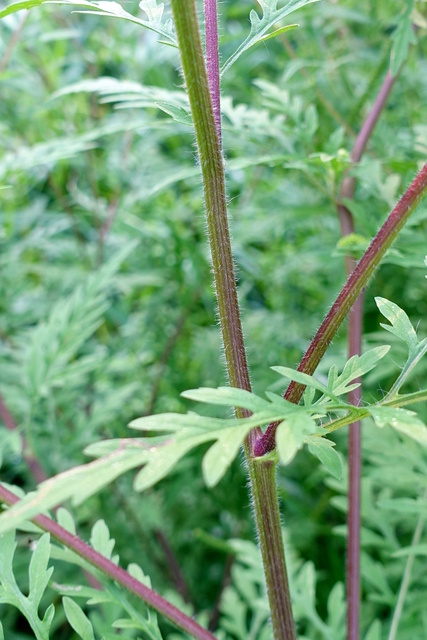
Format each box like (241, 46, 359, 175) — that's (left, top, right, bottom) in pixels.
(204, 0, 221, 144)
(252, 457, 296, 639)
(256, 160, 427, 457)
(171, 0, 252, 418)
(170, 2, 296, 637)
(0, 483, 216, 640)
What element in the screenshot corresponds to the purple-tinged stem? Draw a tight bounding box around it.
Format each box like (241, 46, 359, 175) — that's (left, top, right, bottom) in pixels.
(338, 70, 397, 240)
(255, 161, 427, 456)
(346, 295, 363, 640)
(351, 71, 397, 165)
(0, 483, 217, 640)
(337, 68, 397, 640)
(204, 0, 221, 144)
(0, 392, 47, 485)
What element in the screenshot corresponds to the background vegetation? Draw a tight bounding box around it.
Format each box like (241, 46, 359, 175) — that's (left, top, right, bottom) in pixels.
(1, 0, 427, 638)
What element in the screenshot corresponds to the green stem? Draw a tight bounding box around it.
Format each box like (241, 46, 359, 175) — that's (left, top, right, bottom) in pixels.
(170, 3, 296, 638)
(169, 0, 252, 417)
(323, 388, 427, 434)
(387, 487, 427, 640)
(251, 457, 296, 639)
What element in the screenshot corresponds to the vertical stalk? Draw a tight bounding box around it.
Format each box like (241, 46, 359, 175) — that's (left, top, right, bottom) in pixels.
(252, 458, 296, 639)
(204, 0, 221, 144)
(337, 68, 398, 640)
(170, 2, 296, 637)
(170, 0, 252, 413)
(345, 299, 363, 640)
(387, 488, 427, 640)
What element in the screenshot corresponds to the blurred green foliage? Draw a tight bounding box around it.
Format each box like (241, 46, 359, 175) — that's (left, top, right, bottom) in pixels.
(1, 0, 427, 638)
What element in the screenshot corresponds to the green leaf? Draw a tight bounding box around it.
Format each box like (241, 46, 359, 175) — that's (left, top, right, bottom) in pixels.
(377, 497, 427, 516)
(364, 620, 382, 640)
(331, 346, 390, 396)
(156, 101, 192, 126)
(369, 406, 427, 446)
(63, 597, 95, 640)
(16, 243, 137, 403)
(221, 0, 319, 74)
(0, 428, 22, 469)
(258, 23, 298, 42)
(29, 535, 53, 606)
(393, 544, 427, 558)
(182, 386, 271, 413)
(0, 446, 148, 535)
(132, 394, 322, 489)
(0, 532, 54, 640)
(376, 297, 418, 353)
(133, 434, 225, 491)
(376, 297, 427, 395)
(276, 412, 316, 464)
(390, 0, 416, 76)
(0, 0, 46, 16)
(0, 0, 177, 46)
(90, 520, 116, 562)
(202, 426, 248, 487)
(272, 365, 338, 400)
(0, 398, 319, 528)
(306, 436, 343, 480)
(56, 508, 76, 535)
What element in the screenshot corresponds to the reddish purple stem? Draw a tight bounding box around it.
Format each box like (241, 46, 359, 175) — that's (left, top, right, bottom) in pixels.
(255, 162, 427, 456)
(0, 483, 217, 640)
(338, 68, 397, 640)
(346, 295, 363, 640)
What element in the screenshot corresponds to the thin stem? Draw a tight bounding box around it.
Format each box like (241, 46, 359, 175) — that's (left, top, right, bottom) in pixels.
(338, 70, 397, 239)
(154, 529, 192, 604)
(0, 391, 47, 485)
(346, 297, 363, 640)
(256, 161, 427, 456)
(0, 12, 28, 75)
(144, 302, 194, 417)
(322, 388, 427, 434)
(337, 67, 397, 640)
(251, 458, 296, 640)
(209, 554, 234, 631)
(0, 483, 216, 640)
(204, 0, 221, 144)
(113, 485, 192, 603)
(351, 71, 397, 165)
(387, 488, 427, 640)
(170, 3, 296, 637)
(170, 0, 252, 419)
